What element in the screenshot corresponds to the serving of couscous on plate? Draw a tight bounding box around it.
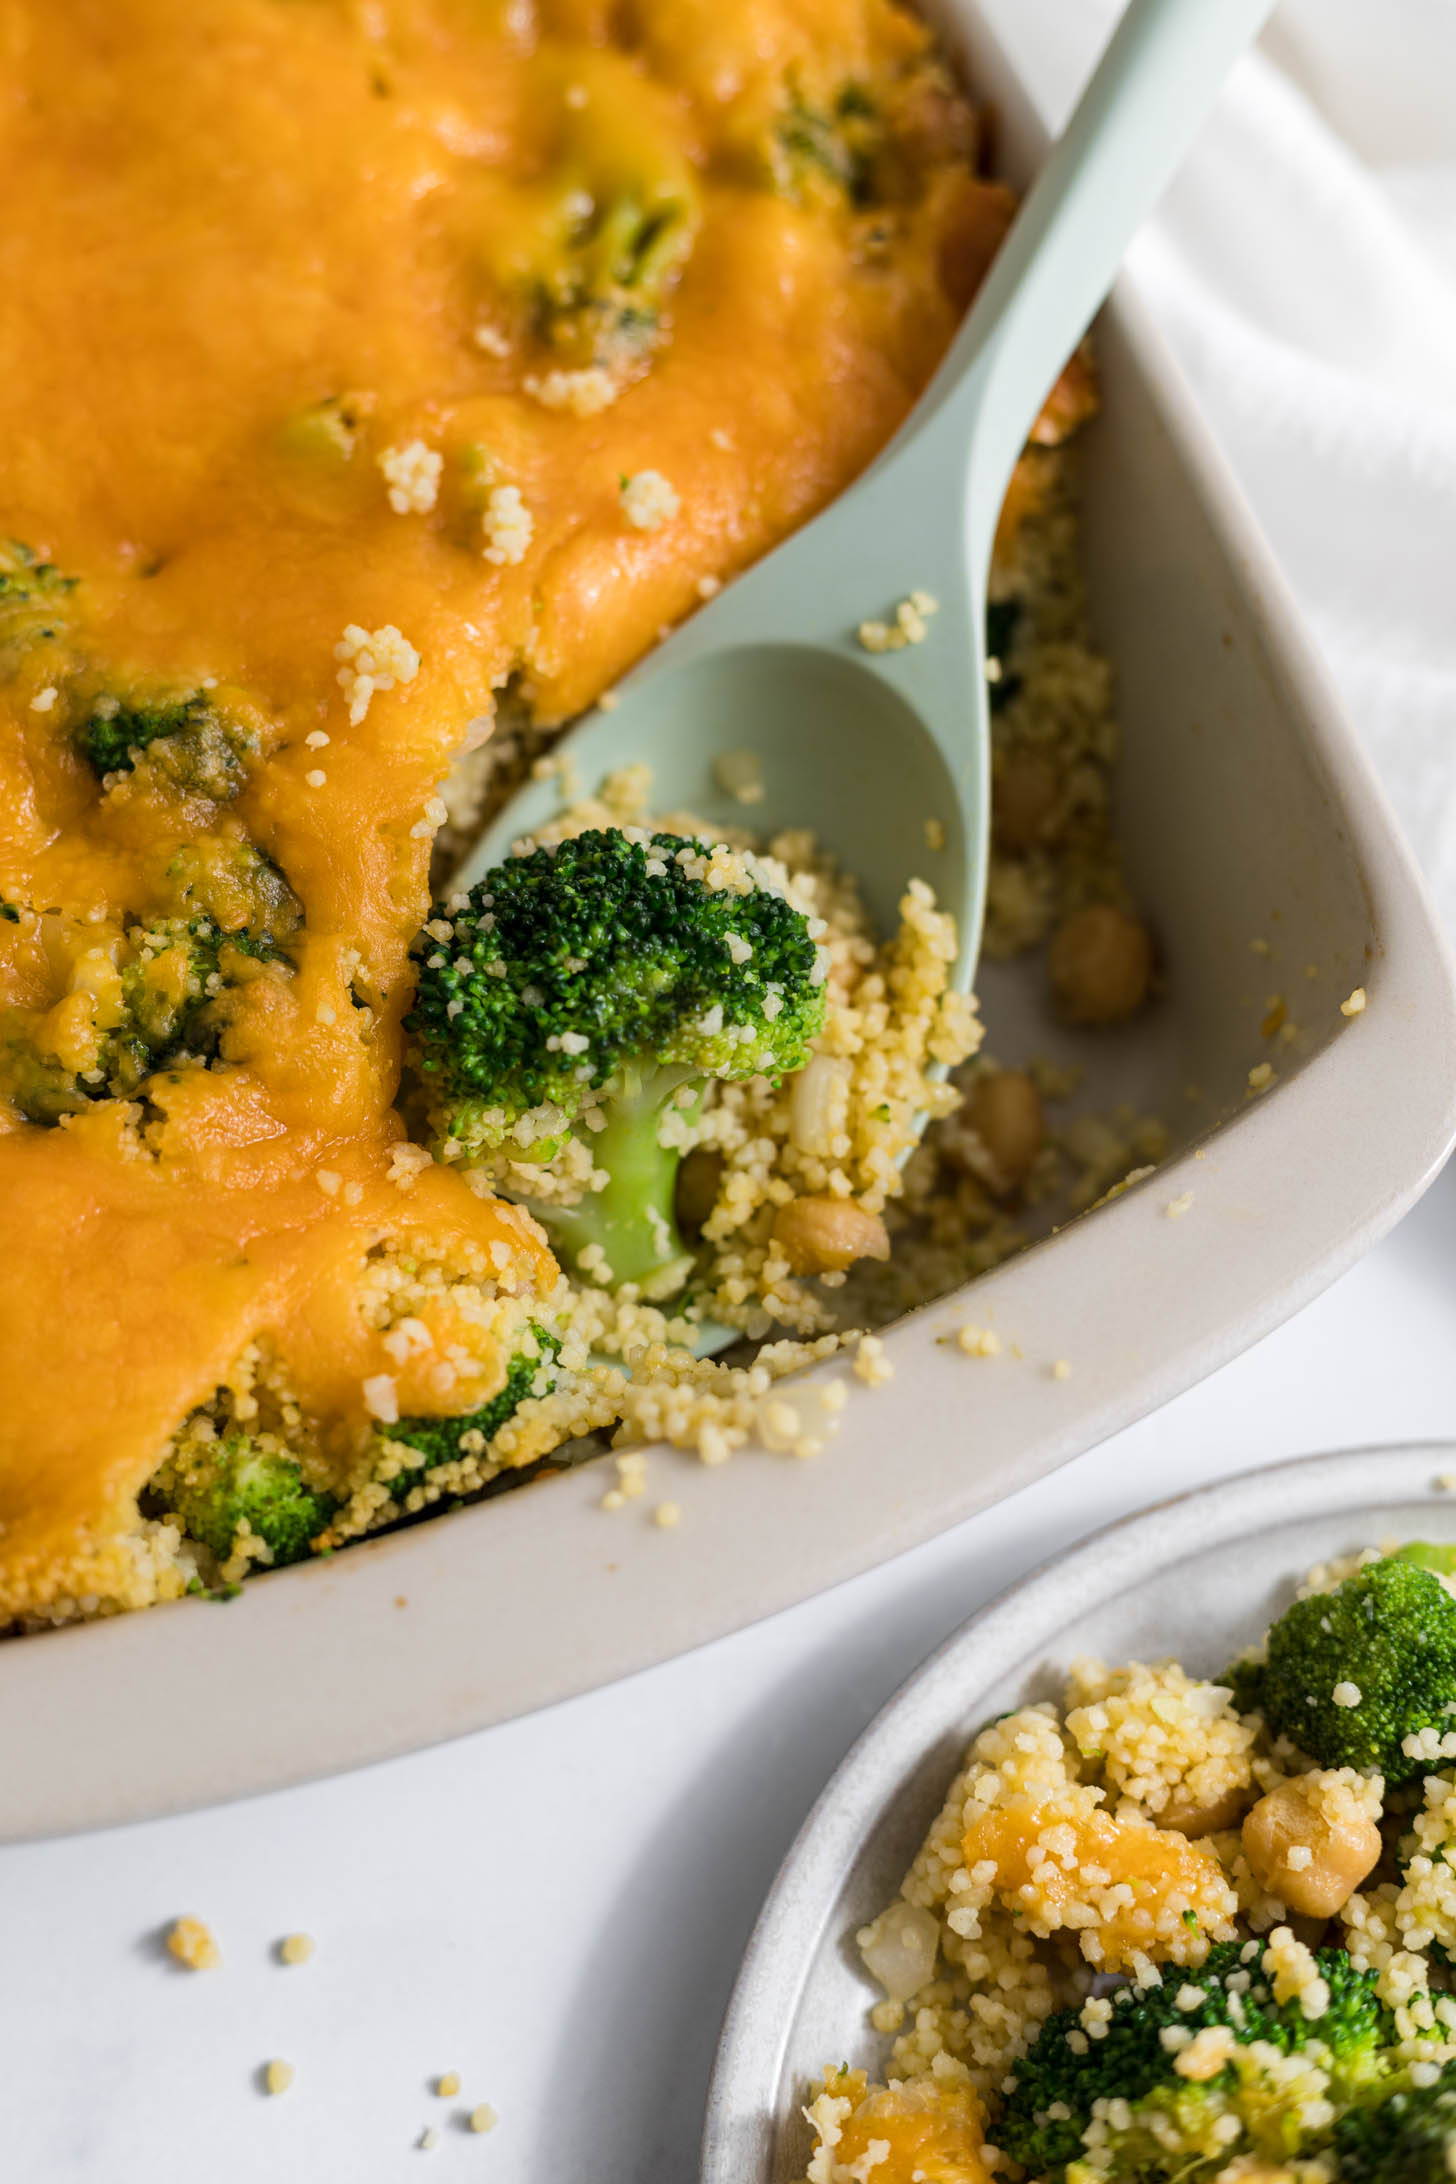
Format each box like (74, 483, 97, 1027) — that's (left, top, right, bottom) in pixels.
(794, 1536, 1456, 2184)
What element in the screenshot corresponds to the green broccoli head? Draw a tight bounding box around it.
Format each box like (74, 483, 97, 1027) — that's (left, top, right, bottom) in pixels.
(406, 828, 826, 1290)
(998, 1940, 1391, 2182)
(770, 81, 884, 204)
(80, 690, 255, 801)
(380, 1326, 561, 1496)
(152, 1433, 338, 1569)
(0, 539, 76, 670)
(1250, 1555, 1456, 1785)
(108, 914, 284, 1090)
(0, 916, 237, 1123)
(536, 188, 697, 373)
(1335, 2063, 1456, 2183)
(0, 840, 301, 1125)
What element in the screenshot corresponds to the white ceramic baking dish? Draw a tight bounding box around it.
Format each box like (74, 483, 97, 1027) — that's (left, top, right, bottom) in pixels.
(2, 2, 1454, 1843)
(698, 1443, 1456, 2183)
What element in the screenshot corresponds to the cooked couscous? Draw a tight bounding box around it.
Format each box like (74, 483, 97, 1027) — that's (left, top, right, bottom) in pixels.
(0, 0, 1157, 1629)
(797, 1541, 1456, 2183)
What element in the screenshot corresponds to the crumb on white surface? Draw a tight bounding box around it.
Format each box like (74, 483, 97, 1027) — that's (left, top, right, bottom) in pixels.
(264, 2060, 294, 2097)
(1341, 986, 1368, 1017)
(955, 1324, 1001, 1357)
(278, 1933, 315, 1966)
(166, 1916, 220, 1971)
(853, 1334, 894, 1387)
(1164, 1191, 1194, 1219)
(614, 1453, 648, 1501)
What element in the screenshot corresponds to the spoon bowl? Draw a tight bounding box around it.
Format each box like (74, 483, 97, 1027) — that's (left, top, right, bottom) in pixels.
(453, 0, 1277, 1349)
(469, 638, 973, 957)
(460, 0, 1276, 1001)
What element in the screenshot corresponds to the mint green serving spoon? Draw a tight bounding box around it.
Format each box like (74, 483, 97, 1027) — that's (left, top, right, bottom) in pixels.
(462, 0, 1274, 978)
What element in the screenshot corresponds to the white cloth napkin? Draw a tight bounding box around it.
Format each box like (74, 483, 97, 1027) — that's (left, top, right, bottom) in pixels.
(1132, 0, 1456, 927)
(984, 0, 1456, 926)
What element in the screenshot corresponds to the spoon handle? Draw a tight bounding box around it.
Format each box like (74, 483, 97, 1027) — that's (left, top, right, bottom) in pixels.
(874, 0, 1277, 567)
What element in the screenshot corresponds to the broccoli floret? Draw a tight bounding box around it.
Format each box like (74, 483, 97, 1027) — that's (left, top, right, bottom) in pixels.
(1222, 1650, 1266, 1720)
(0, 852, 300, 1124)
(151, 1433, 338, 1569)
(0, 1024, 94, 1125)
(534, 187, 697, 373)
(406, 828, 825, 1290)
(112, 915, 285, 1089)
(999, 1940, 1391, 2182)
(0, 539, 76, 671)
(0, 539, 72, 605)
(1336, 2063, 1456, 2182)
(80, 690, 255, 800)
(381, 1327, 561, 1493)
(0, 918, 236, 1122)
(162, 834, 303, 949)
(755, 58, 970, 209)
(770, 81, 884, 204)
(1253, 1555, 1456, 1785)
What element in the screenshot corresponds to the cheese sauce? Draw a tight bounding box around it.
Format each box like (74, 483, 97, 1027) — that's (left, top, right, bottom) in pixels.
(0, 0, 1010, 1617)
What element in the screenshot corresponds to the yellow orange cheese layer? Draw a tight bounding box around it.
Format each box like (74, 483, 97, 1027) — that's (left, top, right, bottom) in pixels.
(0, 0, 1011, 1616)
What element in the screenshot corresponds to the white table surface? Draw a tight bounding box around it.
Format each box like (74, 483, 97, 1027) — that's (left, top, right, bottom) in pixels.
(5, 1156, 1455, 2183)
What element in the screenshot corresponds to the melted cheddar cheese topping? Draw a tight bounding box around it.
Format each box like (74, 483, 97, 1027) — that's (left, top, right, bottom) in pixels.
(0, 0, 1011, 1620)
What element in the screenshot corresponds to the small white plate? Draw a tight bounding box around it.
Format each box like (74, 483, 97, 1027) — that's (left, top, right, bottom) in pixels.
(699, 1442, 1456, 2184)
(4, 1, 1455, 1844)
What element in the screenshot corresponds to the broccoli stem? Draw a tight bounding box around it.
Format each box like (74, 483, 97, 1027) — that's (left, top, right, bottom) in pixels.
(532, 1065, 696, 1290)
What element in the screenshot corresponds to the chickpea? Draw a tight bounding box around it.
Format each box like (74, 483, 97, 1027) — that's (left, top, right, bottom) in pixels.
(1048, 903, 1153, 1026)
(772, 1195, 890, 1277)
(1241, 1780, 1381, 1919)
(993, 752, 1060, 853)
(1159, 1783, 1251, 1839)
(674, 1147, 722, 1233)
(965, 1069, 1044, 1195)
